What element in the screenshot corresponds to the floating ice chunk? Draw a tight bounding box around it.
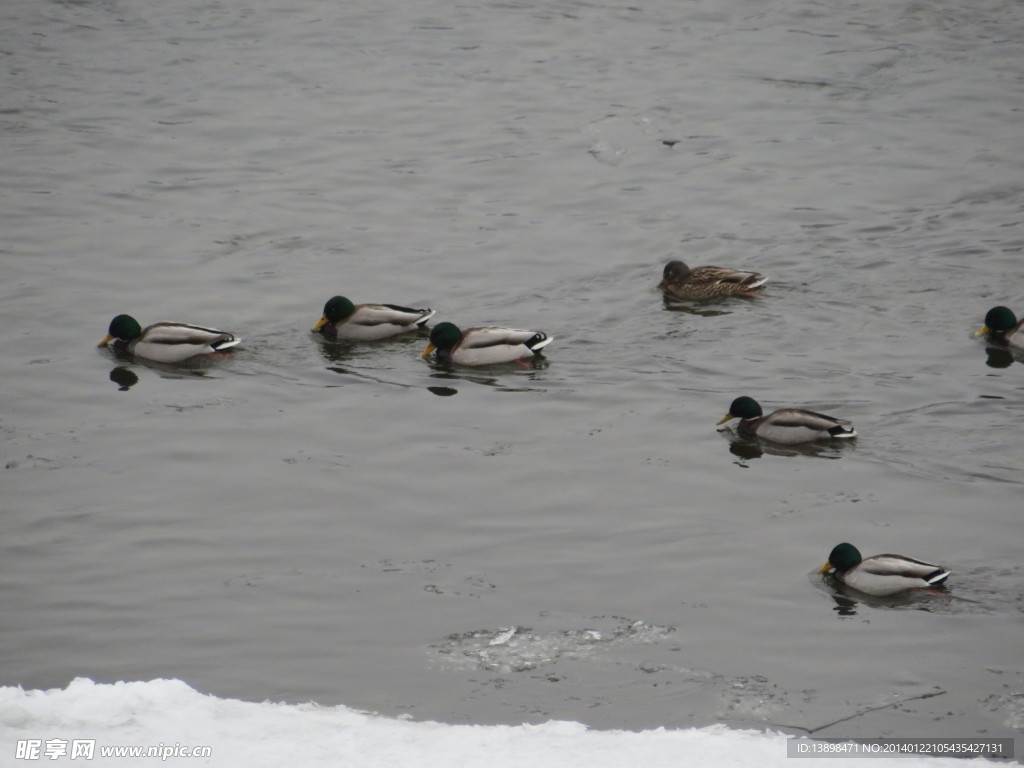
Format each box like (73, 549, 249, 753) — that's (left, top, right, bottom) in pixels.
(490, 627, 518, 646)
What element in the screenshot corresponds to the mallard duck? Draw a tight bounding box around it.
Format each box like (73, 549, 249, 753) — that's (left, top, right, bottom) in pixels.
(98, 314, 241, 364)
(658, 260, 767, 300)
(312, 296, 436, 341)
(716, 396, 856, 444)
(421, 322, 553, 365)
(976, 306, 1023, 347)
(818, 542, 950, 597)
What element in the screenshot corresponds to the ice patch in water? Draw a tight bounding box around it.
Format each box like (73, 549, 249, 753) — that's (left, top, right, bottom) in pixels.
(980, 668, 1024, 731)
(435, 618, 676, 674)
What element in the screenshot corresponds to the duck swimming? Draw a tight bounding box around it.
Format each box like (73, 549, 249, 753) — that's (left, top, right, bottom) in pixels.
(818, 542, 950, 597)
(421, 322, 552, 366)
(312, 296, 436, 341)
(658, 260, 767, 300)
(99, 315, 241, 364)
(717, 396, 856, 444)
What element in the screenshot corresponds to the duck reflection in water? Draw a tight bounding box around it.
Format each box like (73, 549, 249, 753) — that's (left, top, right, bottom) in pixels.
(723, 432, 852, 463)
(315, 338, 362, 366)
(659, 297, 733, 317)
(425, 364, 547, 394)
(102, 359, 213, 388)
(822, 584, 950, 618)
(982, 345, 1019, 369)
(109, 367, 139, 391)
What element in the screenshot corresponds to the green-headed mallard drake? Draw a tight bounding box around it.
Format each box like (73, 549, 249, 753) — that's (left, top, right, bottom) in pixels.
(98, 314, 241, 364)
(818, 542, 950, 597)
(717, 396, 856, 444)
(976, 306, 1023, 348)
(421, 322, 552, 366)
(658, 260, 767, 300)
(312, 296, 436, 341)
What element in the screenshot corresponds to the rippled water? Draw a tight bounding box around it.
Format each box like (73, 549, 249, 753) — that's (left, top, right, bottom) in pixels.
(2, 0, 1023, 743)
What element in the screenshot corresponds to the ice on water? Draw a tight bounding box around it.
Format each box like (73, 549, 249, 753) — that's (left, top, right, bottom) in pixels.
(0, 679, 976, 768)
(434, 621, 667, 674)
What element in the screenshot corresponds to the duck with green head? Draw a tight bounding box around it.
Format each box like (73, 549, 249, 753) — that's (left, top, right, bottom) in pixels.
(98, 314, 241, 364)
(976, 306, 1023, 347)
(658, 259, 767, 300)
(312, 296, 436, 341)
(717, 396, 856, 444)
(818, 542, 950, 597)
(421, 322, 552, 365)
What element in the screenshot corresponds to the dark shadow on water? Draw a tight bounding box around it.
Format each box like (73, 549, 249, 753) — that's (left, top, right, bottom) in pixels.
(108, 367, 139, 391)
(720, 429, 854, 465)
(727, 439, 763, 463)
(982, 344, 1021, 369)
(427, 386, 458, 397)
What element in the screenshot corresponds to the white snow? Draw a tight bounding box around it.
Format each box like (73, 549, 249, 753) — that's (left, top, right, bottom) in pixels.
(0, 678, 990, 768)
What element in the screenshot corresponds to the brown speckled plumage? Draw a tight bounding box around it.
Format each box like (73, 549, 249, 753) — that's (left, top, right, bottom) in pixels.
(658, 260, 767, 299)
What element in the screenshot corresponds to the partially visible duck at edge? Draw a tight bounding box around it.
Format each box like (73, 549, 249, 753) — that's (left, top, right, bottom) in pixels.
(976, 305, 1023, 348)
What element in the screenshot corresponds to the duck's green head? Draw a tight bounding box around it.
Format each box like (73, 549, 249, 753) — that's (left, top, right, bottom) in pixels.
(979, 306, 1018, 335)
(99, 314, 142, 346)
(312, 296, 356, 331)
(421, 322, 462, 357)
(819, 542, 863, 574)
(717, 396, 763, 425)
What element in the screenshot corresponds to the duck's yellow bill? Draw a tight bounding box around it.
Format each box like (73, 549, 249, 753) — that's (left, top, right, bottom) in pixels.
(420, 343, 436, 358)
(716, 413, 736, 426)
(98, 334, 115, 347)
(311, 315, 329, 332)
(817, 561, 833, 574)
(974, 325, 990, 337)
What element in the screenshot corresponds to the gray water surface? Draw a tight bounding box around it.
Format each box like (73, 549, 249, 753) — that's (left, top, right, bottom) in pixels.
(2, 0, 1023, 743)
